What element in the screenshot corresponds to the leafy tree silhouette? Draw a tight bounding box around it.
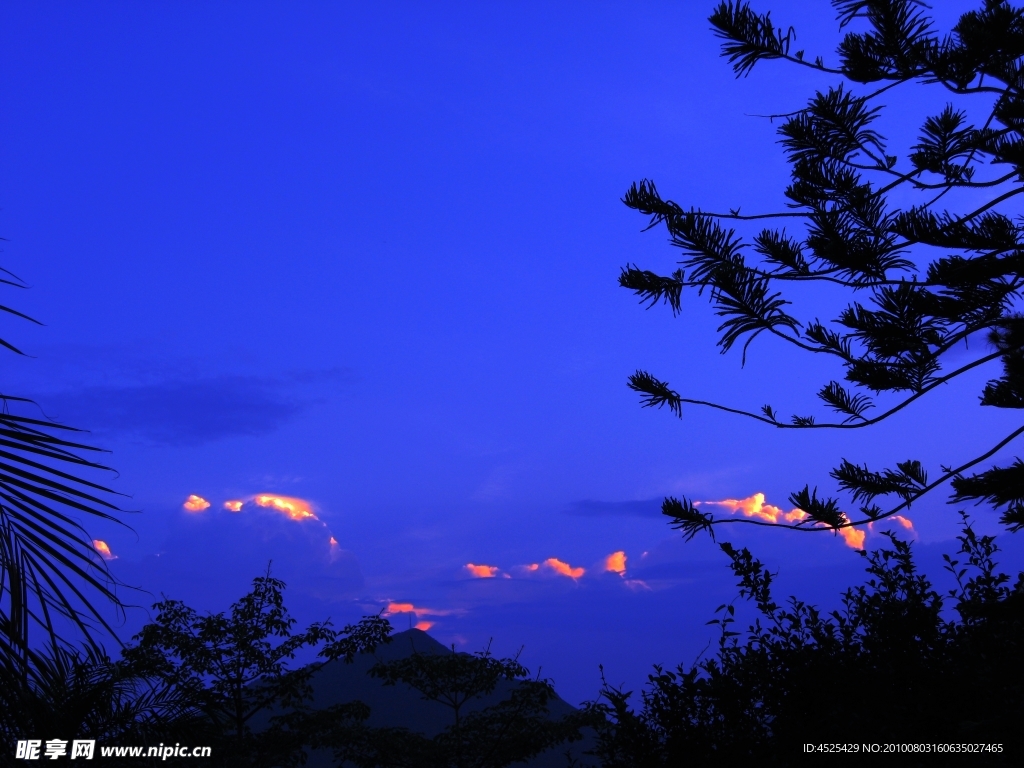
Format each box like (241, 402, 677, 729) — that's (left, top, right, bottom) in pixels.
(619, 0, 1024, 541)
(587, 516, 1023, 765)
(118, 572, 587, 768)
(121, 568, 392, 768)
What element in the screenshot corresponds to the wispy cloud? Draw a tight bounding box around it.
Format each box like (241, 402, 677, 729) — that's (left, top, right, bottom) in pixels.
(624, 579, 651, 591)
(41, 376, 308, 446)
(182, 493, 339, 564)
(512, 563, 542, 576)
(110, 498, 365, 611)
(183, 494, 210, 512)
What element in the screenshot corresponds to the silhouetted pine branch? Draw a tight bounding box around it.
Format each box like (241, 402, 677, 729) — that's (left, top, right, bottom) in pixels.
(619, 0, 1024, 540)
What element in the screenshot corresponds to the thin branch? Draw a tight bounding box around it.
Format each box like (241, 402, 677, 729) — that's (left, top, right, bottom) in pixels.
(851, 163, 1017, 191)
(673, 344, 1011, 430)
(693, 210, 809, 221)
(845, 422, 1024, 527)
(705, 423, 1024, 533)
(951, 186, 1024, 226)
(745, 79, 911, 122)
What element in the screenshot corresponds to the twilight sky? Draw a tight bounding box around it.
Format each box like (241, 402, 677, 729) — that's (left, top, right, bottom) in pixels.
(2, 1, 1020, 705)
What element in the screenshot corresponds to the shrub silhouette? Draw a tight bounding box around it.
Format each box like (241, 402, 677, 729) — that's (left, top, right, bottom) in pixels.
(587, 516, 1023, 766)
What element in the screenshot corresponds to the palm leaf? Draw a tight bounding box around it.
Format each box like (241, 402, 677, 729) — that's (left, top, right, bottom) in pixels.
(0, 273, 128, 667)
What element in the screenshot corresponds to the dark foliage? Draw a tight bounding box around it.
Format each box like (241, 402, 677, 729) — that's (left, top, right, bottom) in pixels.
(586, 517, 1024, 766)
(0, 642, 201, 756)
(620, 0, 1024, 539)
(110, 572, 587, 768)
(120, 569, 391, 768)
(321, 643, 590, 768)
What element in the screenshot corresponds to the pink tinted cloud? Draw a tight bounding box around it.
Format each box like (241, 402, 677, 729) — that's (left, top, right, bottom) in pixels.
(867, 514, 917, 540)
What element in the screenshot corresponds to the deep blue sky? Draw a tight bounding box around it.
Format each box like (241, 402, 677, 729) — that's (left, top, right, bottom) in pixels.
(2, 1, 1018, 704)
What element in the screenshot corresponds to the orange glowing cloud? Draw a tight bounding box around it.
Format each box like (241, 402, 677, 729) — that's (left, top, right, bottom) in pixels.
(254, 494, 317, 521)
(183, 494, 210, 512)
(697, 492, 806, 524)
(465, 563, 499, 578)
(605, 551, 627, 576)
(543, 557, 585, 579)
(92, 539, 116, 561)
(329, 536, 338, 546)
(223, 500, 243, 512)
(526, 563, 539, 571)
(699, 492, 868, 549)
(838, 525, 866, 550)
(415, 621, 434, 631)
(893, 515, 914, 530)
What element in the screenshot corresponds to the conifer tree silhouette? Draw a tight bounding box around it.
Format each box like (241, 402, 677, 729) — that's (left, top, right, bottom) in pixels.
(620, 0, 1024, 541)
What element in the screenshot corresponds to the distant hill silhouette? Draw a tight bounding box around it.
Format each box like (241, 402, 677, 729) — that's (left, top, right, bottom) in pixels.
(284, 629, 596, 767)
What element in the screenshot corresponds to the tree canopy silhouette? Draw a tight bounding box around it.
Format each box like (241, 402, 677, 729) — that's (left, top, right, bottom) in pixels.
(587, 516, 1023, 765)
(121, 568, 392, 768)
(620, 0, 1024, 541)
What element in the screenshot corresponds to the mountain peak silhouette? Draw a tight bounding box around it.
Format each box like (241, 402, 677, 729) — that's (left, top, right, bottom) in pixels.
(292, 628, 595, 767)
